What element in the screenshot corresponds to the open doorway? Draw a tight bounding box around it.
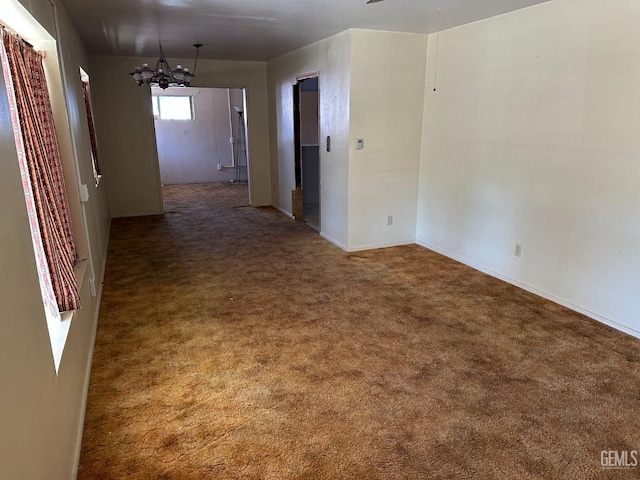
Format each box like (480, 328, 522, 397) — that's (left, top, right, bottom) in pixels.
(152, 87, 249, 205)
(294, 76, 320, 230)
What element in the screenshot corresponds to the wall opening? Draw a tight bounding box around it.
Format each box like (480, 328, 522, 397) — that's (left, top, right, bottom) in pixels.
(151, 86, 249, 202)
(294, 76, 320, 230)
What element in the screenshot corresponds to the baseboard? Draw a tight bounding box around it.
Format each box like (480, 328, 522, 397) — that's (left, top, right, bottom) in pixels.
(319, 232, 348, 251)
(347, 239, 416, 253)
(275, 206, 294, 220)
(415, 239, 640, 340)
(70, 286, 101, 479)
(71, 221, 110, 479)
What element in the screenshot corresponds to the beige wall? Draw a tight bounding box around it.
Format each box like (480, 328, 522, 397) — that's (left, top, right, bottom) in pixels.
(417, 0, 640, 336)
(348, 29, 427, 250)
(267, 30, 351, 248)
(267, 29, 426, 251)
(90, 55, 271, 216)
(0, 1, 111, 479)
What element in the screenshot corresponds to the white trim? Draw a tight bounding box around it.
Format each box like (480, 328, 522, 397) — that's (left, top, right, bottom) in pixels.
(275, 206, 295, 220)
(71, 220, 109, 479)
(347, 239, 415, 253)
(319, 232, 348, 251)
(415, 239, 640, 340)
(70, 290, 100, 480)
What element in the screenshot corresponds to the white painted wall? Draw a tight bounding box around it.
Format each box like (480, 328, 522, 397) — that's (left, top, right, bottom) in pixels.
(319, 32, 352, 248)
(154, 87, 241, 185)
(267, 29, 427, 251)
(267, 31, 351, 248)
(348, 30, 427, 251)
(91, 56, 271, 216)
(417, 0, 640, 336)
(0, 0, 111, 478)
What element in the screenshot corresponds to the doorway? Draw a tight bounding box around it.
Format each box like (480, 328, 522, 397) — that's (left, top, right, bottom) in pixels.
(294, 76, 320, 231)
(152, 87, 249, 204)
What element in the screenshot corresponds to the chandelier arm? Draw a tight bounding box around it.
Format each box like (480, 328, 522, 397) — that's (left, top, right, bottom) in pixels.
(192, 43, 201, 74)
(131, 42, 203, 90)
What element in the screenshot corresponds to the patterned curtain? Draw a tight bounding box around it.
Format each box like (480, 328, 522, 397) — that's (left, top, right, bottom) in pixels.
(1, 28, 80, 313)
(81, 81, 101, 181)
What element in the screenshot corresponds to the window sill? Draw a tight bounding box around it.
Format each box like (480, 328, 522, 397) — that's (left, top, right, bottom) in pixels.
(46, 258, 87, 374)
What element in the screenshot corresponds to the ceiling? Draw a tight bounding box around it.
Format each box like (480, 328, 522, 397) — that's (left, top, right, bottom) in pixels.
(58, 0, 551, 62)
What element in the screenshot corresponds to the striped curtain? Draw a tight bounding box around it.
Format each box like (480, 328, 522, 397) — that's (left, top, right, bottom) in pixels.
(1, 28, 80, 313)
(81, 81, 101, 181)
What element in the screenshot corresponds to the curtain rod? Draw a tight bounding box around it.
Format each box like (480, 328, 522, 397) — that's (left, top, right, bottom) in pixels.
(1, 24, 48, 57)
(1, 24, 35, 49)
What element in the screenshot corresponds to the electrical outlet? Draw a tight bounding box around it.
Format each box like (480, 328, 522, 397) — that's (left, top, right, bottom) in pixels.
(387, 215, 393, 226)
(514, 243, 522, 257)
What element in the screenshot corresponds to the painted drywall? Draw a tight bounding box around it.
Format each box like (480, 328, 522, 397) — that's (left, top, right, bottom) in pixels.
(0, 1, 111, 479)
(267, 41, 322, 214)
(90, 55, 271, 216)
(268, 29, 426, 251)
(267, 31, 351, 248)
(417, 0, 640, 336)
(154, 87, 242, 184)
(267, 30, 351, 248)
(348, 30, 427, 251)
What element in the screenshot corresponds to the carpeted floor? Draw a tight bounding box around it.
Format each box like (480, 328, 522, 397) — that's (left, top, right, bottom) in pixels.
(78, 183, 640, 479)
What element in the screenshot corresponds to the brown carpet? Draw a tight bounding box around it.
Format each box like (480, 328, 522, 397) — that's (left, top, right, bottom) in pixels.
(79, 183, 640, 480)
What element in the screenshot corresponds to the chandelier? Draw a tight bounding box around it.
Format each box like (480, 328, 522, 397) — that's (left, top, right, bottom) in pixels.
(130, 42, 202, 90)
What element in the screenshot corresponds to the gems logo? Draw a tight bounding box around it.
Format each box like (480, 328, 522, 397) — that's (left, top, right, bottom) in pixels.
(601, 450, 638, 469)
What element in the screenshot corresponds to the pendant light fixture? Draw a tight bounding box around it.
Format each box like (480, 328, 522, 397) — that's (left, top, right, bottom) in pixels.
(130, 42, 202, 90)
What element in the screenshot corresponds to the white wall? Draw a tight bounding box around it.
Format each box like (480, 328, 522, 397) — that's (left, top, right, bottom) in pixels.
(91, 56, 271, 216)
(154, 87, 241, 184)
(267, 29, 427, 251)
(417, 0, 640, 336)
(348, 30, 427, 251)
(0, 0, 111, 478)
(267, 31, 351, 248)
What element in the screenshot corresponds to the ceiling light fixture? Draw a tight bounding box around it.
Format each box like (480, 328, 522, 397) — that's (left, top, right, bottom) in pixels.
(130, 42, 202, 90)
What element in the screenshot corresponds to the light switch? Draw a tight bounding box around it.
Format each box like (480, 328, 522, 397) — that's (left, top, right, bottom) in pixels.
(79, 184, 89, 202)
(356, 138, 364, 150)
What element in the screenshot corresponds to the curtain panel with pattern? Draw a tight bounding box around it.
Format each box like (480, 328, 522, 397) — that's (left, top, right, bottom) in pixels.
(1, 27, 80, 313)
(81, 81, 101, 182)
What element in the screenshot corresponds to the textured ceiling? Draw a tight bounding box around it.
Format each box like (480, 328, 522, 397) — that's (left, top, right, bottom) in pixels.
(58, 0, 551, 61)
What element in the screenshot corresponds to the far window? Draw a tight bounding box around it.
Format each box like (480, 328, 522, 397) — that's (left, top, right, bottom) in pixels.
(80, 68, 101, 185)
(152, 95, 194, 120)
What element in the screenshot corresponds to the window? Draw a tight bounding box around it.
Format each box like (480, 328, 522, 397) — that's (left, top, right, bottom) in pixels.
(152, 95, 194, 120)
(1, 26, 80, 314)
(2, 24, 82, 372)
(80, 68, 101, 185)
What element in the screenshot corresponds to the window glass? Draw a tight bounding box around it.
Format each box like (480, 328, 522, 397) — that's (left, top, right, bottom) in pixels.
(154, 95, 193, 120)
